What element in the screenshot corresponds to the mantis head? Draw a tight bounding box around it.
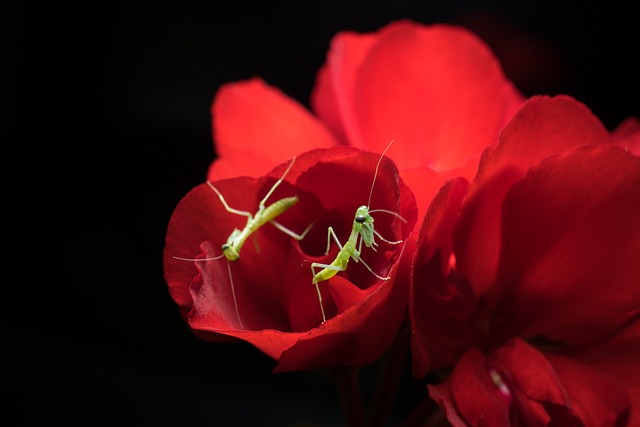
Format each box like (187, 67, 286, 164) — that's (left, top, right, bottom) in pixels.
(222, 229, 242, 261)
(354, 205, 375, 248)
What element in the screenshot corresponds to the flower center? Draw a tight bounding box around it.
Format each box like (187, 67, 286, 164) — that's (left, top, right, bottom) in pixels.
(489, 369, 512, 402)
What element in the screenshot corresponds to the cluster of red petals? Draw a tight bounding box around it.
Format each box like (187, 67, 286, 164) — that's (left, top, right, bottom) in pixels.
(164, 147, 417, 372)
(409, 95, 640, 426)
(208, 19, 524, 222)
(164, 17, 640, 426)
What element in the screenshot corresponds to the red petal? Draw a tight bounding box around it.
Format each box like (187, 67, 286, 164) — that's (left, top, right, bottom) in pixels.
(436, 339, 630, 426)
(311, 31, 377, 145)
(207, 151, 279, 181)
(328, 275, 377, 312)
(429, 349, 511, 427)
(428, 384, 471, 427)
(492, 339, 572, 424)
(292, 147, 417, 310)
(401, 160, 478, 227)
(165, 175, 311, 331)
(455, 96, 608, 298)
(453, 167, 522, 296)
(545, 353, 630, 426)
(611, 116, 640, 156)
(493, 338, 627, 425)
(569, 318, 640, 427)
(165, 147, 419, 371)
(475, 95, 609, 188)
(350, 21, 523, 171)
(410, 177, 476, 376)
(163, 178, 261, 313)
(275, 230, 417, 372)
(210, 78, 337, 179)
(492, 145, 640, 344)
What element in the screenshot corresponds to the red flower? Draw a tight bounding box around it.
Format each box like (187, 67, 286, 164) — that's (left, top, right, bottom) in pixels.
(409, 95, 640, 425)
(429, 337, 634, 427)
(164, 147, 417, 372)
(207, 19, 524, 221)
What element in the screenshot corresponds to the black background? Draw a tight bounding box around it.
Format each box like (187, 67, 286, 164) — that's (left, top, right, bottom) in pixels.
(5, 1, 638, 426)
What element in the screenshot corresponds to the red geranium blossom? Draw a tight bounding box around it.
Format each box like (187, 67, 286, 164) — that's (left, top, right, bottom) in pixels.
(409, 95, 640, 425)
(207, 19, 524, 222)
(164, 147, 417, 372)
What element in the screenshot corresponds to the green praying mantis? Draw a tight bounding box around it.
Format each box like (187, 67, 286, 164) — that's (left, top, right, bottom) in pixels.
(175, 142, 406, 327)
(310, 141, 407, 323)
(174, 157, 313, 328)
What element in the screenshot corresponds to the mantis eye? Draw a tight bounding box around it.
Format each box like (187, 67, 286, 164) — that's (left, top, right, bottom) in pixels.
(355, 215, 366, 223)
(221, 243, 230, 250)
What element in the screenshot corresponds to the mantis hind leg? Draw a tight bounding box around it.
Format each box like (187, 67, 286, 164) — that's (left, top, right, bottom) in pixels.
(373, 229, 403, 245)
(352, 251, 391, 281)
(351, 235, 391, 281)
(173, 254, 225, 261)
(251, 220, 314, 254)
(311, 262, 347, 324)
(206, 181, 253, 219)
(258, 156, 297, 210)
(325, 226, 343, 255)
(270, 219, 314, 241)
(261, 157, 315, 241)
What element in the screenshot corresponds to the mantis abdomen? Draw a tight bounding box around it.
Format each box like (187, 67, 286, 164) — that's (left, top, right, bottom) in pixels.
(257, 196, 299, 225)
(312, 238, 357, 283)
(229, 195, 300, 258)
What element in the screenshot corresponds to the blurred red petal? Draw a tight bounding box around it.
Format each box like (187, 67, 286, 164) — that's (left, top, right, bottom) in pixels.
(311, 31, 377, 145)
(428, 384, 470, 427)
(453, 167, 521, 295)
(475, 95, 609, 189)
(207, 151, 276, 181)
(210, 78, 337, 179)
(546, 353, 630, 426)
(453, 11, 568, 97)
(455, 96, 609, 296)
(350, 21, 523, 171)
(611, 116, 640, 156)
(429, 349, 511, 426)
(492, 145, 640, 344)
(435, 340, 630, 426)
(410, 177, 475, 376)
(401, 160, 477, 227)
(569, 318, 640, 427)
(492, 339, 628, 425)
(492, 339, 572, 424)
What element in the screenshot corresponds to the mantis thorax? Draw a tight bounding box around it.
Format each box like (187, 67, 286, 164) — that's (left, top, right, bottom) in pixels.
(354, 205, 375, 248)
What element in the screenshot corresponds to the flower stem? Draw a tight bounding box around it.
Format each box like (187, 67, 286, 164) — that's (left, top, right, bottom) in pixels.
(368, 319, 410, 427)
(397, 396, 439, 427)
(335, 367, 366, 427)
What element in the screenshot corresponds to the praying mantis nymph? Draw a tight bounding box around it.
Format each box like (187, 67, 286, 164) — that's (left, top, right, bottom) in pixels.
(174, 156, 314, 327)
(310, 141, 407, 324)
